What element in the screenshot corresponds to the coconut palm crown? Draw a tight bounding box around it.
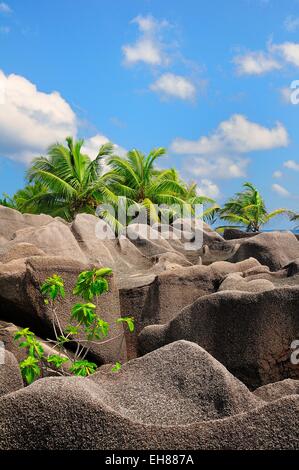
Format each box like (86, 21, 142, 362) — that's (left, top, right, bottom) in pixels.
(218, 182, 288, 232)
(26, 137, 117, 220)
(107, 148, 190, 222)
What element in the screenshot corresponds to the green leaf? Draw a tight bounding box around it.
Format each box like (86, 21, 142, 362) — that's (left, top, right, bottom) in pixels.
(95, 268, 112, 277)
(111, 361, 122, 373)
(14, 328, 34, 341)
(117, 316, 135, 333)
(46, 354, 69, 368)
(41, 274, 65, 301)
(71, 303, 96, 327)
(65, 325, 79, 335)
(92, 318, 109, 339)
(70, 360, 97, 377)
(20, 356, 41, 384)
(73, 268, 112, 301)
(34, 342, 44, 358)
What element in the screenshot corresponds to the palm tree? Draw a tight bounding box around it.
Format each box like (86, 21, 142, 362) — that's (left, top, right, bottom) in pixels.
(1, 184, 54, 214)
(14, 182, 51, 214)
(107, 148, 190, 223)
(218, 182, 288, 232)
(5, 139, 220, 232)
(26, 137, 117, 220)
(182, 182, 220, 223)
(0, 193, 16, 209)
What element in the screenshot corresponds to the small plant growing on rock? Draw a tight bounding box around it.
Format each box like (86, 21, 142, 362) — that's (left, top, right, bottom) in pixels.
(14, 267, 134, 384)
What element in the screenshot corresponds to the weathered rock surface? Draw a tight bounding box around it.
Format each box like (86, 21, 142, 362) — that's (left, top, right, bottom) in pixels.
(284, 257, 299, 277)
(229, 231, 299, 271)
(198, 241, 240, 264)
(89, 341, 262, 425)
(9, 220, 88, 263)
(0, 205, 55, 241)
(218, 272, 274, 293)
(121, 258, 261, 358)
(0, 350, 23, 397)
(254, 378, 299, 402)
(223, 228, 260, 240)
(0, 341, 298, 450)
(0, 242, 46, 263)
(1, 205, 299, 450)
(139, 287, 299, 388)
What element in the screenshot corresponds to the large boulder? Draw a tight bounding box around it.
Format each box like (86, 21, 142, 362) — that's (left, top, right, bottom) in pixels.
(0, 341, 298, 450)
(229, 231, 299, 271)
(198, 242, 240, 264)
(172, 218, 224, 246)
(218, 273, 274, 293)
(149, 251, 192, 273)
(126, 224, 176, 257)
(89, 341, 261, 425)
(121, 258, 261, 358)
(9, 220, 87, 263)
(254, 379, 299, 402)
(0, 205, 54, 240)
(138, 287, 299, 388)
(223, 228, 260, 240)
(0, 350, 23, 397)
(0, 242, 46, 263)
(71, 214, 153, 278)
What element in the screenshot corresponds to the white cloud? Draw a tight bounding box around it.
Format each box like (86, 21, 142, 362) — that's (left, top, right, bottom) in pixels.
(82, 134, 126, 160)
(0, 2, 11, 13)
(184, 156, 249, 180)
(273, 170, 283, 178)
(271, 42, 299, 67)
(123, 39, 163, 66)
(0, 70, 127, 167)
(233, 51, 281, 75)
(150, 73, 196, 101)
(233, 41, 299, 76)
(132, 15, 168, 33)
(171, 114, 288, 155)
(284, 16, 299, 32)
(272, 183, 291, 197)
(82, 134, 126, 174)
(173, 115, 288, 181)
(284, 159, 299, 171)
(122, 15, 169, 66)
(196, 179, 220, 199)
(0, 70, 77, 163)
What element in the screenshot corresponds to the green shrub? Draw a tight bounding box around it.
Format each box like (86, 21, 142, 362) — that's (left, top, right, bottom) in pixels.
(14, 268, 134, 384)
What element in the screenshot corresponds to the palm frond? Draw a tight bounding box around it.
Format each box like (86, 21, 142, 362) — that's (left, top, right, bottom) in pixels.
(28, 170, 77, 199)
(108, 156, 140, 188)
(263, 208, 288, 222)
(147, 179, 186, 198)
(142, 198, 160, 223)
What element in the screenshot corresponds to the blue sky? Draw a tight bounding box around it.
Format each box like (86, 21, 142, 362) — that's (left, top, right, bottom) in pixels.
(0, 0, 298, 227)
